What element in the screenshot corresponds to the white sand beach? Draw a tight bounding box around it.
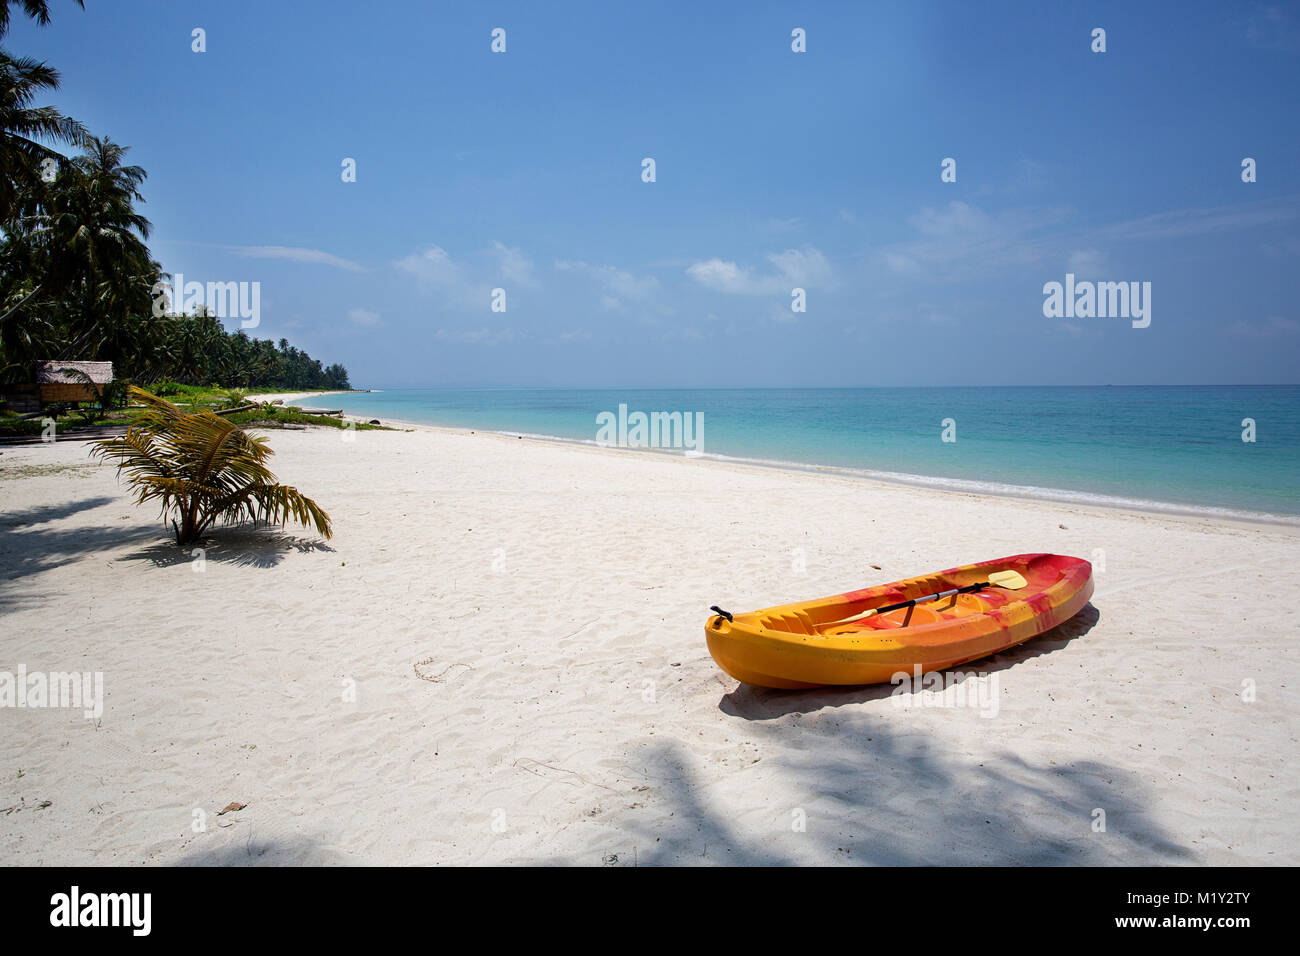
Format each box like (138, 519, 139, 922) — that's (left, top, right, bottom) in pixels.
(247, 390, 355, 406)
(1, 423, 1296, 865)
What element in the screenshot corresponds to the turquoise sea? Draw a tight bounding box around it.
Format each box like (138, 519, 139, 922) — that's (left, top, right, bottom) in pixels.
(326, 386, 1300, 520)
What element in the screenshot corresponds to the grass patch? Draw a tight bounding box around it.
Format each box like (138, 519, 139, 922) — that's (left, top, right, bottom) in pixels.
(0, 416, 46, 437)
(225, 407, 389, 430)
(157, 385, 342, 414)
(0, 410, 139, 436)
(0, 390, 376, 436)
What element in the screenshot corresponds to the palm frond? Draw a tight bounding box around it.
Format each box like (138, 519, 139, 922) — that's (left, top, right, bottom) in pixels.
(0, 1, 86, 40)
(92, 385, 333, 545)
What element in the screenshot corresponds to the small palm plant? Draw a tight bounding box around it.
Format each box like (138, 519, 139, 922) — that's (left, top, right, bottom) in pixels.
(93, 386, 332, 545)
(218, 389, 249, 410)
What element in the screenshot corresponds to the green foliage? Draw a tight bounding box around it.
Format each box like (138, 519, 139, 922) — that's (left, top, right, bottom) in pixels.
(219, 389, 249, 410)
(129, 317, 353, 391)
(0, 13, 353, 392)
(0, 48, 87, 226)
(92, 386, 333, 546)
(100, 377, 129, 409)
(224, 406, 386, 431)
(0, 411, 44, 435)
(0, 2, 87, 40)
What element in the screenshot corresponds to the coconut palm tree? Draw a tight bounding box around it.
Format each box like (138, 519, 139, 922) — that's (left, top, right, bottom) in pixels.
(93, 386, 333, 546)
(0, 0, 87, 338)
(0, 1, 84, 38)
(41, 135, 151, 278)
(0, 50, 88, 360)
(1, 133, 154, 380)
(0, 50, 86, 226)
(28, 135, 154, 361)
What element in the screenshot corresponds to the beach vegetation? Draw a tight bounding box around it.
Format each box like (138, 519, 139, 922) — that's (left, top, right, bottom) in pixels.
(92, 386, 333, 545)
(222, 406, 385, 431)
(0, 5, 351, 393)
(219, 389, 249, 410)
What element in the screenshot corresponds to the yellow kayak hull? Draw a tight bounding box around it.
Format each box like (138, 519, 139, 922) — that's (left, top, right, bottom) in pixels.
(705, 553, 1093, 689)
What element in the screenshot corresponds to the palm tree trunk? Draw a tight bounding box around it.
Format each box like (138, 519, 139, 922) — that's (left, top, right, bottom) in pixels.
(0, 283, 41, 324)
(181, 494, 201, 545)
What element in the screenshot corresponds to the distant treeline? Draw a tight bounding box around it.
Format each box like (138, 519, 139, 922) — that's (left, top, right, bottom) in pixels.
(140, 310, 351, 391)
(0, 2, 351, 391)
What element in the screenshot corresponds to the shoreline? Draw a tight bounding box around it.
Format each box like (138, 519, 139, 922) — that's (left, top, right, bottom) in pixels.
(310, 410, 1300, 531)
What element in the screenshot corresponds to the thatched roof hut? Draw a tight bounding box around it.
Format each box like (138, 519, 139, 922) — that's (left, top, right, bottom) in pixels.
(34, 361, 114, 386)
(1, 361, 114, 411)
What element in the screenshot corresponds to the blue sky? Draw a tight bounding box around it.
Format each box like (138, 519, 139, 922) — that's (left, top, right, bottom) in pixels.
(10, 0, 1300, 386)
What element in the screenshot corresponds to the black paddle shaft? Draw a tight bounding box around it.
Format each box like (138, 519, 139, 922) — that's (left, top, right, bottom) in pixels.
(872, 580, 992, 616)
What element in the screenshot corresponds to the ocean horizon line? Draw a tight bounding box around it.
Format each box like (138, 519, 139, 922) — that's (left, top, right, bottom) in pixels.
(347, 382, 1300, 392)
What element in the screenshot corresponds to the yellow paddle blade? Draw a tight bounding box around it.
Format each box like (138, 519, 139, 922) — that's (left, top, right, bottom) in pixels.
(834, 607, 878, 625)
(987, 569, 1028, 589)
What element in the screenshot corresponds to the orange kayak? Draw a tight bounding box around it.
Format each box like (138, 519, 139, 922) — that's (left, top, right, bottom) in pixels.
(705, 553, 1093, 689)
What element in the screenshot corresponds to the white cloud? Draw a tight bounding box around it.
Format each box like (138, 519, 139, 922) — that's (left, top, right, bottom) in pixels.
(767, 248, 831, 285)
(685, 258, 749, 292)
(876, 195, 1300, 285)
(686, 247, 831, 294)
(1093, 196, 1300, 242)
(230, 245, 365, 272)
(396, 245, 459, 285)
(1067, 249, 1107, 277)
(347, 308, 380, 326)
(490, 241, 536, 286)
(883, 251, 922, 275)
(555, 259, 659, 300)
(396, 242, 540, 314)
(910, 201, 997, 238)
(539, 329, 594, 345)
(878, 202, 1072, 280)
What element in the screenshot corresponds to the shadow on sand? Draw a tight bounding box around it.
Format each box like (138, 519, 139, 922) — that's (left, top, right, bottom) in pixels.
(0, 495, 334, 614)
(121, 528, 335, 570)
(0, 496, 152, 612)
(531, 602, 1176, 866)
(169, 834, 350, 866)
(591, 723, 1194, 865)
